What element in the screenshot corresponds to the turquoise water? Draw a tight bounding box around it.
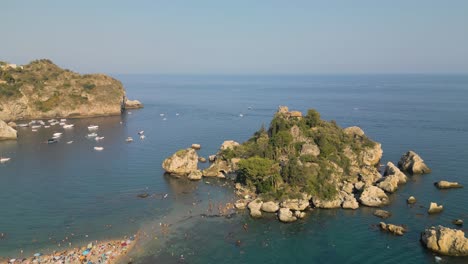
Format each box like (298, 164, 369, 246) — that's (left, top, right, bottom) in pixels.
(0, 75, 467, 263)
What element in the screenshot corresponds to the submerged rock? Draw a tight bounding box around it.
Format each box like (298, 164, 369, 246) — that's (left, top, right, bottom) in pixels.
(359, 186, 389, 207)
(162, 148, 199, 176)
(198, 157, 207, 163)
(278, 208, 297, 223)
(428, 202, 443, 214)
(453, 219, 463, 226)
(374, 209, 392, 219)
(380, 222, 406, 236)
(0, 119, 17, 140)
(421, 225, 468, 256)
(398, 151, 431, 174)
(435, 181, 463, 189)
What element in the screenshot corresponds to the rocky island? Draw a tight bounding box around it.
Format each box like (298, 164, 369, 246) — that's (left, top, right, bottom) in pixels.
(162, 106, 468, 257)
(0, 59, 142, 122)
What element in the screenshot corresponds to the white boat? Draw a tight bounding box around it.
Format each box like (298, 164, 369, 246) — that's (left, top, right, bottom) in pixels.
(53, 132, 63, 137)
(59, 122, 65, 126)
(87, 133, 98, 137)
(160, 113, 164, 117)
(140, 135, 145, 140)
(94, 146, 104, 151)
(63, 124, 74, 128)
(17, 123, 29, 127)
(163, 118, 167, 121)
(176, 113, 180, 116)
(39, 121, 45, 125)
(239, 113, 244, 117)
(60, 119, 67, 122)
(31, 125, 41, 129)
(44, 125, 50, 128)
(67, 141, 73, 144)
(126, 137, 133, 142)
(48, 119, 55, 123)
(95, 136, 104, 141)
(31, 129, 38, 132)
(138, 130, 144, 135)
(0, 157, 11, 163)
(88, 125, 99, 131)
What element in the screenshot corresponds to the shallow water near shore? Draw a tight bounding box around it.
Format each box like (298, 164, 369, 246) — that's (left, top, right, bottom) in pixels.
(1, 74, 467, 263)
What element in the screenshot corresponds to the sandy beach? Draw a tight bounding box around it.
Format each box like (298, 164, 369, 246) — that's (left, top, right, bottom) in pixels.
(1, 234, 137, 264)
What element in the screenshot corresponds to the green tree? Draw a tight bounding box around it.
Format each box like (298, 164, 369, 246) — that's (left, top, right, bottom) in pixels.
(237, 157, 282, 193)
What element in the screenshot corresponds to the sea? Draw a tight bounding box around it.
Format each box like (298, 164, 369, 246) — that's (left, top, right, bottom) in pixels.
(0, 74, 467, 263)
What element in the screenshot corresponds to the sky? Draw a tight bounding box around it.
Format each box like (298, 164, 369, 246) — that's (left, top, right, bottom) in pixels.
(1, 0, 468, 74)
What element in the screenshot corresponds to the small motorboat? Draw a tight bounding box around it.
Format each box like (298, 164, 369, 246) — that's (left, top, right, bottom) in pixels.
(44, 125, 50, 128)
(53, 132, 63, 137)
(63, 124, 74, 128)
(140, 135, 145, 140)
(94, 146, 104, 151)
(239, 113, 244, 117)
(60, 119, 67, 122)
(176, 113, 180, 116)
(67, 141, 73, 144)
(17, 123, 29, 127)
(59, 122, 65, 126)
(31, 125, 41, 129)
(88, 125, 99, 131)
(160, 113, 164, 117)
(87, 133, 98, 137)
(162, 118, 167, 121)
(47, 139, 58, 144)
(95, 136, 104, 141)
(47, 119, 55, 123)
(125, 137, 134, 142)
(138, 130, 144, 135)
(0, 157, 11, 163)
(31, 129, 38, 132)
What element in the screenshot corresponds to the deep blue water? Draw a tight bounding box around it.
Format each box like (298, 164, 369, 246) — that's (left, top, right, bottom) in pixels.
(0, 74, 467, 263)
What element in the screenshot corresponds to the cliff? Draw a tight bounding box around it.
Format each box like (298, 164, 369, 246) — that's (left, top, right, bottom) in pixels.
(0, 59, 141, 121)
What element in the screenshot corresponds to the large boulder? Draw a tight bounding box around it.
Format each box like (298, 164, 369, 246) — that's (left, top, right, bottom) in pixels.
(341, 191, 359, 209)
(0, 119, 17, 140)
(278, 208, 297, 223)
(428, 202, 443, 214)
(344, 126, 365, 137)
(261, 201, 280, 213)
(359, 186, 389, 207)
(421, 226, 468, 256)
(162, 148, 199, 176)
(378, 163, 407, 193)
(435, 181, 463, 189)
(247, 199, 263, 218)
(374, 209, 392, 219)
(398, 151, 431, 174)
(380, 222, 406, 236)
(407, 196, 417, 204)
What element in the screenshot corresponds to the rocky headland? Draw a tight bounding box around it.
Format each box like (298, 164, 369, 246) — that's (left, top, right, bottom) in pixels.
(0, 59, 142, 123)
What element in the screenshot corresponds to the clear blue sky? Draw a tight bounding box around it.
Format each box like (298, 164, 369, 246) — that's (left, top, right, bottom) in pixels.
(1, 0, 468, 74)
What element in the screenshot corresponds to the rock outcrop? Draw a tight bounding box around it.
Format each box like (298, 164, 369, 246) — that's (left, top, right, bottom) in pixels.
(398, 151, 431, 174)
(202, 159, 231, 178)
(435, 181, 463, 189)
(421, 226, 468, 256)
(0, 59, 131, 121)
(162, 148, 199, 176)
(428, 202, 443, 214)
(280, 194, 311, 211)
(359, 186, 389, 207)
(278, 208, 297, 223)
(220, 140, 240, 151)
(124, 99, 143, 109)
(0, 119, 17, 140)
(380, 222, 406, 236)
